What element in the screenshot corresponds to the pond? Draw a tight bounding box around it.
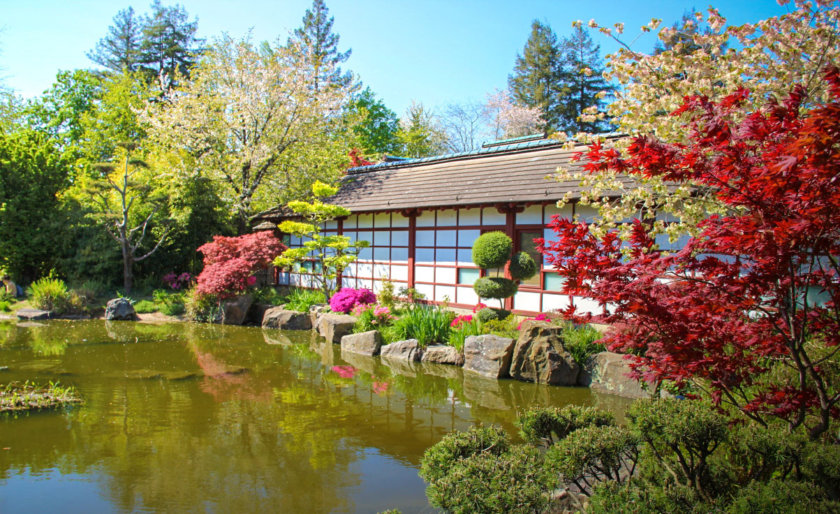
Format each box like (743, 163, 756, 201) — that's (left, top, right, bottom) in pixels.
(0, 320, 632, 513)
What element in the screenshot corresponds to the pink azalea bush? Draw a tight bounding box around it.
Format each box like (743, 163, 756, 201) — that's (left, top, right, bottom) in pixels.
(329, 288, 376, 313)
(163, 272, 192, 290)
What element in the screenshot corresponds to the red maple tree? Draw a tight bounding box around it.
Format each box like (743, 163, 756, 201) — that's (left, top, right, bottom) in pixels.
(538, 67, 840, 438)
(196, 231, 286, 298)
(348, 148, 373, 167)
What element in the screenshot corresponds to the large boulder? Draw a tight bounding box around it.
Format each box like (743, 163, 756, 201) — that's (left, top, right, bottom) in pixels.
(16, 308, 52, 321)
(380, 339, 423, 362)
(309, 303, 330, 327)
(579, 351, 649, 399)
(463, 335, 516, 379)
(262, 307, 312, 330)
(340, 330, 382, 356)
(220, 294, 253, 325)
(421, 345, 465, 366)
(104, 298, 137, 321)
(317, 313, 357, 344)
(509, 320, 579, 385)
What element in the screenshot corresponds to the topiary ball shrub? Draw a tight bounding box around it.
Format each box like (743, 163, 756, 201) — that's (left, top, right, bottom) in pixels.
(329, 288, 376, 314)
(471, 231, 512, 269)
(474, 277, 518, 300)
(419, 425, 510, 484)
(509, 251, 537, 280)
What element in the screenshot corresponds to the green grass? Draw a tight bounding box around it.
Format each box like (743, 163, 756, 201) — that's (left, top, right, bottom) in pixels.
(384, 306, 454, 346)
(561, 322, 606, 367)
(0, 381, 82, 412)
(285, 288, 326, 312)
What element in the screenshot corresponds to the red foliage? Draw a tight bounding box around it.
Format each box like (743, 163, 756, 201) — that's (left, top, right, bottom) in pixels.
(196, 231, 286, 298)
(348, 148, 373, 167)
(538, 67, 840, 438)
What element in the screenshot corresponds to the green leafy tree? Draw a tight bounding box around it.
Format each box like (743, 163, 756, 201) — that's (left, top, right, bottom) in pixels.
(508, 20, 565, 132)
(287, 0, 352, 92)
(273, 181, 369, 298)
(559, 26, 614, 133)
(396, 102, 447, 158)
(87, 7, 144, 73)
(346, 87, 401, 156)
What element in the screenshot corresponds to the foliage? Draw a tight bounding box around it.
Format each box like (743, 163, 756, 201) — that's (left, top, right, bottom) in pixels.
(539, 71, 840, 438)
(196, 231, 285, 299)
(561, 322, 606, 367)
(87, 7, 143, 74)
(471, 231, 512, 269)
(27, 276, 71, 313)
(328, 287, 375, 314)
(448, 316, 483, 352)
(383, 306, 454, 346)
(481, 317, 519, 339)
(557, 26, 614, 133)
(419, 425, 510, 484)
(183, 286, 221, 322)
(274, 181, 369, 298)
(484, 89, 542, 140)
(376, 280, 397, 310)
(133, 299, 157, 313)
(475, 307, 501, 323)
(162, 272, 191, 290)
(0, 381, 82, 412)
(346, 88, 401, 156)
(287, 0, 352, 91)
(153, 289, 185, 316)
(508, 20, 564, 131)
(352, 304, 395, 333)
(396, 102, 447, 158)
(251, 286, 286, 306)
(508, 251, 537, 281)
(471, 232, 535, 308)
(516, 404, 615, 448)
(473, 277, 517, 304)
(728, 479, 840, 514)
(284, 288, 326, 313)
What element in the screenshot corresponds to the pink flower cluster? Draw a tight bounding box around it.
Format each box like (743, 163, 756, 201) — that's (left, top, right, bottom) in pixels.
(451, 314, 473, 328)
(517, 313, 550, 330)
(472, 303, 488, 313)
(329, 288, 376, 313)
(352, 304, 395, 325)
(163, 272, 192, 290)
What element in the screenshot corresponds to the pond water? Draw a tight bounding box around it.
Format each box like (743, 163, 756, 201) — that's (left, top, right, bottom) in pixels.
(0, 320, 631, 513)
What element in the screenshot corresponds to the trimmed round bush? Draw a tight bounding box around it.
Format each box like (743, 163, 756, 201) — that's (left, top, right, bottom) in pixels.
(471, 231, 512, 269)
(476, 307, 500, 322)
(419, 425, 510, 484)
(473, 277, 518, 300)
(517, 405, 616, 447)
(728, 479, 840, 514)
(509, 251, 537, 280)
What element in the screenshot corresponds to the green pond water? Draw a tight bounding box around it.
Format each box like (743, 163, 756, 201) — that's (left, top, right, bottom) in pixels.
(0, 319, 632, 513)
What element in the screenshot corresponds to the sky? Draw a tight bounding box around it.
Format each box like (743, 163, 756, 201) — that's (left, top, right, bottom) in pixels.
(1, 0, 791, 117)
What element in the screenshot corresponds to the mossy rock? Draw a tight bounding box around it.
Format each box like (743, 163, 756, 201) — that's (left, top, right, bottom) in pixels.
(472, 231, 512, 269)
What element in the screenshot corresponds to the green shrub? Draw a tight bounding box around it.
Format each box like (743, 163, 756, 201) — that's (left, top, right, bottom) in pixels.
(252, 286, 285, 306)
(728, 479, 840, 514)
(509, 251, 537, 280)
(546, 424, 639, 493)
(517, 405, 615, 447)
(589, 481, 710, 514)
(153, 289, 186, 316)
(28, 277, 71, 313)
(419, 425, 510, 484)
(481, 316, 519, 339)
(473, 277, 517, 301)
(384, 306, 453, 346)
(471, 231, 512, 269)
(377, 280, 397, 310)
(133, 300, 157, 313)
(285, 288, 326, 312)
(427, 445, 555, 514)
(475, 307, 500, 322)
(561, 322, 605, 367)
(0, 300, 11, 312)
(184, 288, 220, 322)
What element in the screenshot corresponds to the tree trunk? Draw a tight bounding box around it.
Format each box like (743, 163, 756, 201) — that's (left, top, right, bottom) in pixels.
(122, 238, 133, 294)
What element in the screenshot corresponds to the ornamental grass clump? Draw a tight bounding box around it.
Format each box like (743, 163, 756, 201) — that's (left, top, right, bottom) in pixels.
(28, 276, 71, 313)
(384, 305, 453, 346)
(285, 288, 326, 312)
(329, 287, 376, 314)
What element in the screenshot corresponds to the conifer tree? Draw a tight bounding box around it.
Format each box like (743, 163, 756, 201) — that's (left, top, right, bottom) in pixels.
(138, 0, 203, 91)
(87, 7, 143, 73)
(287, 0, 352, 91)
(559, 26, 613, 133)
(508, 20, 566, 132)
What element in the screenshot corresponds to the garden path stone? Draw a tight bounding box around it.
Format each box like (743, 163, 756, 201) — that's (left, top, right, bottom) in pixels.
(579, 351, 649, 399)
(509, 320, 579, 385)
(340, 330, 382, 356)
(421, 344, 464, 366)
(221, 294, 252, 325)
(104, 298, 137, 321)
(316, 313, 357, 343)
(463, 334, 515, 378)
(15, 308, 52, 320)
(261, 307, 312, 330)
(380, 339, 423, 362)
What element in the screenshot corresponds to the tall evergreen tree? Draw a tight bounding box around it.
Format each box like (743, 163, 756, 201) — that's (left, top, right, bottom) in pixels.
(558, 26, 613, 133)
(287, 0, 352, 91)
(86, 7, 143, 73)
(139, 1, 203, 91)
(508, 20, 566, 131)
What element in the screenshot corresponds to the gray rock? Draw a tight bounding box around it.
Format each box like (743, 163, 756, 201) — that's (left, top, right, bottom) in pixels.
(340, 330, 382, 356)
(463, 372, 511, 410)
(104, 298, 137, 321)
(463, 334, 516, 379)
(509, 320, 579, 386)
(15, 308, 52, 321)
(580, 351, 649, 399)
(309, 303, 330, 327)
(380, 339, 423, 361)
(316, 313, 358, 344)
(262, 307, 312, 330)
(381, 355, 421, 377)
(340, 349, 379, 375)
(421, 344, 465, 366)
(220, 294, 253, 325)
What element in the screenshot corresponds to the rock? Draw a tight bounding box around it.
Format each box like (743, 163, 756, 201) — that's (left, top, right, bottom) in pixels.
(246, 302, 273, 325)
(261, 307, 312, 330)
(463, 372, 511, 410)
(509, 320, 580, 386)
(340, 350, 380, 375)
(340, 330, 382, 356)
(316, 313, 358, 344)
(517, 325, 580, 385)
(309, 303, 330, 327)
(15, 308, 52, 321)
(220, 294, 253, 325)
(380, 339, 423, 361)
(104, 298, 137, 321)
(421, 344, 465, 366)
(16, 321, 46, 328)
(463, 335, 516, 379)
(419, 361, 463, 380)
(263, 332, 293, 345)
(579, 351, 649, 399)
(381, 355, 421, 377)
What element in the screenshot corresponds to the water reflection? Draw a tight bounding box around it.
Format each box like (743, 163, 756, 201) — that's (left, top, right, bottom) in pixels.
(0, 320, 632, 513)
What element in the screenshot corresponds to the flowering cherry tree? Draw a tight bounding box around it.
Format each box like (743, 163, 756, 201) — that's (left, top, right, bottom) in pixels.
(196, 231, 285, 298)
(539, 68, 840, 439)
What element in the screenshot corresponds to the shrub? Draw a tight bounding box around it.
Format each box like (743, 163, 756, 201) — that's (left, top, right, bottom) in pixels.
(471, 231, 512, 269)
(475, 307, 500, 322)
(133, 300, 157, 313)
(509, 250, 537, 280)
(353, 304, 395, 333)
(517, 405, 615, 447)
(184, 287, 220, 322)
(561, 322, 606, 367)
(473, 276, 517, 300)
(384, 306, 453, 346)
(28, 277, 71, 313)
(419, 425, 510, 484)
(196, 231, 285, 298)
(481, 317, 519, 339)
(728, 479, 840, 514)
(0, 300, 10, 312)
(285, 288, 327, 312)
(251, 286, 285, 306)
(329, 288, 376, 314)
(377, 280, 397, 310)
(589, 481, 708, 514)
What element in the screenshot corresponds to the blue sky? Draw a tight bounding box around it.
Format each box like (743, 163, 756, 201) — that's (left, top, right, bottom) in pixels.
(1, 1, 789, 117)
